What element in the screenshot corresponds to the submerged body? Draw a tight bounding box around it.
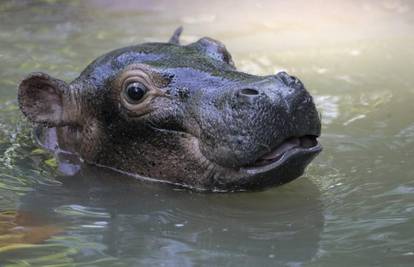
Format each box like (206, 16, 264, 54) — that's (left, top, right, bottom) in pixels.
(18, 28, 321, 191)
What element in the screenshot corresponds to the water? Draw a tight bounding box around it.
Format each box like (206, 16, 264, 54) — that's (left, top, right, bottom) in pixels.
(0, 0, 413, 266)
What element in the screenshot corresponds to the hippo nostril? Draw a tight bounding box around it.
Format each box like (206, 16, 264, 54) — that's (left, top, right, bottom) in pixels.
(276, 72, 304, 89)
(239, 88, 259, 96)
(276, 71, 295, 86)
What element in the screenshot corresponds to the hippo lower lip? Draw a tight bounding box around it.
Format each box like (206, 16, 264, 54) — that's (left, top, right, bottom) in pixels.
(242, 135, 321, 171)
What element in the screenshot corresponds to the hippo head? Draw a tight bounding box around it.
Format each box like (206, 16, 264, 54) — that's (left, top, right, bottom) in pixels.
(18, 28, 321, 191)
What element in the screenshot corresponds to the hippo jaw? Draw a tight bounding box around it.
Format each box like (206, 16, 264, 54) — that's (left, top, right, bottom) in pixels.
(237, 136, 322, 188)
(243, 136, 321, 170)
(103, 130, 321, 191)
(17, 28, 322, 191)
(194, 133, 322, 191)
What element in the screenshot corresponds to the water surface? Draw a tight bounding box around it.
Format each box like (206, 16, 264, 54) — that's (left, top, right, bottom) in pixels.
(0, 0, 413, 266)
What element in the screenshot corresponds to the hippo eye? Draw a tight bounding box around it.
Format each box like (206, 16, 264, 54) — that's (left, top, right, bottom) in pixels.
(124, 82, 148, 103)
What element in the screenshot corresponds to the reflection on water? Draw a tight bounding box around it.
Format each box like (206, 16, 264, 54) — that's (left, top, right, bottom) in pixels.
(1, 168, 323, 266)
(0, 0, 413, 266)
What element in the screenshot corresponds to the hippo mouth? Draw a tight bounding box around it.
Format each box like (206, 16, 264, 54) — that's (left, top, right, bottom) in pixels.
(241, 135, 322, 173)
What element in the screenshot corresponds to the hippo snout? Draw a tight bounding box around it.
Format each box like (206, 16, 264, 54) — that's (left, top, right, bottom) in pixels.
(195, 71, 321, 171)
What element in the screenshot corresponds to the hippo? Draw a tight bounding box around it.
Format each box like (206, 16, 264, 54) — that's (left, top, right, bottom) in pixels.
(17, 27, 322, 191)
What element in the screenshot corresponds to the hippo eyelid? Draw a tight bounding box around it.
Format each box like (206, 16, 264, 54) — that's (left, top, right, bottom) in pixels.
(115, 64, 166, 116)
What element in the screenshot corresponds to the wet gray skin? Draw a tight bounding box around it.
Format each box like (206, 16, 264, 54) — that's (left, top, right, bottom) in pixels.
(18, 28, 322, 191)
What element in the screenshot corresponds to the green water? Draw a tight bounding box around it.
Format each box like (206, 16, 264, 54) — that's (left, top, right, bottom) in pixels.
(0, 0, 413, 266)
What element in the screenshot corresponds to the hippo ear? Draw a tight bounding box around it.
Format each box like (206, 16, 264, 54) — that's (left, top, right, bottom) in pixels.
(18, 72, 76, 127)
(191, 37, 235, 68)
(168, 26, 183, 45)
